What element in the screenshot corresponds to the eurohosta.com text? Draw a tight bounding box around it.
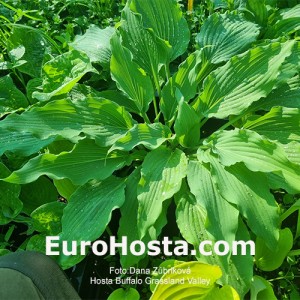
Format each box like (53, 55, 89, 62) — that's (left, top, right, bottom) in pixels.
(46, 236, 255, 256)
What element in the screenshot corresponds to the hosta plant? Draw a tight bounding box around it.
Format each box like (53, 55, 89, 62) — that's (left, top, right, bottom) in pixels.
(1, 0, 300, 298)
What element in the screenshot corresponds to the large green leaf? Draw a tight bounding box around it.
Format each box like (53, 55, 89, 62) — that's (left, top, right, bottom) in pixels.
(174, 100, 201, 148)
(244, 106, 300, 143)
(118, 4, 170, 83)
(0, 97, 134, 148)
(198, 151, 279, 249)
(196, 12, 259, 64)
(194, 41, 294, 119)
(137, 146, 187, 238)
(130, 0, 190, 61)
(60, 176, 125, 242)
(283, 142, 300, 165)
(70, 25, 115, 68)
(4, 139, 130, 185)
(0, 163, 22, 225)
(0, 75, 28, 116)
(32, 50, 96, 101)
(110, 123, 172, 152)
(204, 128, 300, 192)
(187, 161, 239, 243)
(110, 33, 155, 113)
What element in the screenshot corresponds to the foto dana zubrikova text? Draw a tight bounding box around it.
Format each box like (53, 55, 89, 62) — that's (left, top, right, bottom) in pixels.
(46, 236, 255, 256)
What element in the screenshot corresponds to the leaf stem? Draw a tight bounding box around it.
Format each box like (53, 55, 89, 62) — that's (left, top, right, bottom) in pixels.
(141, 111, 151, 124)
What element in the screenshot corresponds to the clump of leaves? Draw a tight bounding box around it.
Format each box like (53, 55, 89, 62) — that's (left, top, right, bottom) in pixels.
(1, 0, 300, 298)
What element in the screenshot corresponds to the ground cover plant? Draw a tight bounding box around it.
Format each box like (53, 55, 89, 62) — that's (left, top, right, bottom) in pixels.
(0, 0, 300, 299)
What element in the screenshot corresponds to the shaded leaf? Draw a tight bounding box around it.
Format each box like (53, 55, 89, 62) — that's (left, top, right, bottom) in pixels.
(0, 163, 22, 225)
(20, 176, 58, 215)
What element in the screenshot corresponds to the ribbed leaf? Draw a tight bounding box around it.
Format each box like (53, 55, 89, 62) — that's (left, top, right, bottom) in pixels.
(187, 161, 239, 243)
(204, 128, 300, 192)
(130, 0, 189, 61)
(174, 100, 201, 147)
(118, 168, 169, 268)
(0, 75, 28, 116)
(0, 163, 22, 225)
(283, 142, 300, 165)
(150, 261, 239, 300)
(110, 33, 155, 113)
(0, 129, 55, 157)
(269, 4, 300, 37)
(199, 152, 279, 249)
(70, 25, 115, 68)
(245, 0, 268, 26)
(4, 139, 130, 185)
(110, 123, 172, 152)
(33, 50, 96, 101)
(259, 75, 300, 111)
(196, 12, 259, 64)
(61, 176, 125, 242)
(137, 146, 187, 238)
(0, 97, 134, 148)
(175, 181, 210, 247)
(194, 41, 294, 119)
(244, 107, 300, 143)
(119, 4, 170, 81)
(160, 50, 204, 123)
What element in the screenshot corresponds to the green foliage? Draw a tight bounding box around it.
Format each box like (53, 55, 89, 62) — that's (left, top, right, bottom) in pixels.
(1, 0, 300, 299)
